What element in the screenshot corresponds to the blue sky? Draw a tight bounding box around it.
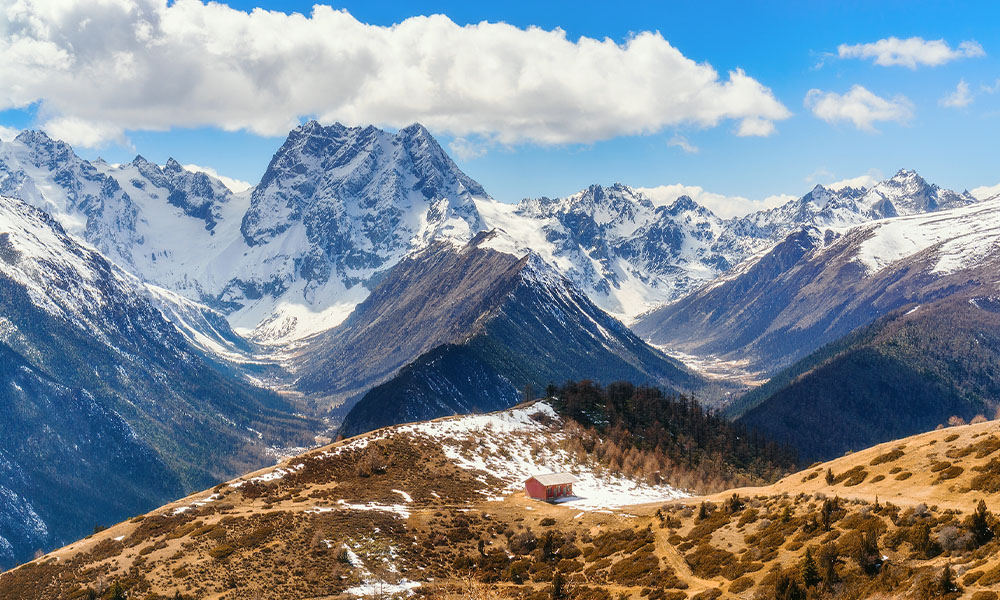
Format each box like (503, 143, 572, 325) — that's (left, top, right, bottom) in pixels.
(2, 1, 998, 213)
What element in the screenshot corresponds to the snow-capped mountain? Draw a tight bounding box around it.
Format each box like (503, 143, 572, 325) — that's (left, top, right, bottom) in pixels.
(230, 121, 487, 339)
(0, 125, 982, 340)
(0, 124, 490, 341)
(477, 184, 738, 320)
(0, 193, 316, 567)
(738, 169, 977, 240)
(634, 194, 1000, 375)
(474, 170, 978, 322)
(0, 131, 139, 269)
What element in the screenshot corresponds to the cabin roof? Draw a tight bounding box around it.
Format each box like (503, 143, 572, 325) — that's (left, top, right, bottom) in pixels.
(528, 473, 577, 486)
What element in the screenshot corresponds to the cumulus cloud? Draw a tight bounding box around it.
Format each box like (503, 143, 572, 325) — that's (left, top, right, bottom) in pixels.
(637, 184, 793, 219)
(182, 164, 253, 193)
(940, 80, 973, 108)
(0, 125, 21, 141)
(838, 37, 985, 69)
(805, 85, 913, 132)
(41, 117, 129, 148)
(827, 173, 879, 191)
(0, 1, 790, 149)
(667, 134, 698, 154)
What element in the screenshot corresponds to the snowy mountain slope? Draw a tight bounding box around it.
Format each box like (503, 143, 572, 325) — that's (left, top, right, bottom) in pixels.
(476, 185, 739, 321)
(0, 193, 317, 567)
(0, 125, 980, 341)
(226, 121, 488, 340)
(473, 170, 978, 323)
(634, 196, 1000, 375)
(0, 131, 139, 269)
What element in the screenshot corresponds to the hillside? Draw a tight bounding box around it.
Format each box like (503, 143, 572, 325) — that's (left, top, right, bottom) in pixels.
(0, 396, 790, 599)
(7, 405, 1000, 600)
(295, 234, 704, 431)
(732, 293, 1000, 462)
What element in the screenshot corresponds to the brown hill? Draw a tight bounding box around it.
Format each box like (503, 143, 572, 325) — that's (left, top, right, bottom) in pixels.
(4, 406, 1000, 600)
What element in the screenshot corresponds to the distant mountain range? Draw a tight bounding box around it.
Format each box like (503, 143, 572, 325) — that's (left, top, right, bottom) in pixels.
(634, 188, 998, 375)
(3, 126, 980, 343)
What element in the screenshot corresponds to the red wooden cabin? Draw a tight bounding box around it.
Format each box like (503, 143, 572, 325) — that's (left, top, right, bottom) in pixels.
(524, 473, 577, 501)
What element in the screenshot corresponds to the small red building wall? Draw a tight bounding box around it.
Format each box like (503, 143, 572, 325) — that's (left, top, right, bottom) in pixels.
(525, 478, 547, 500)
(525, 478, 574, 501)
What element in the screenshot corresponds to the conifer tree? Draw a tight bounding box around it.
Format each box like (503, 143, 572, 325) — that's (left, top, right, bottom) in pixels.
(969, 499, 994, 547)
(551, 569, 565, 600)
(819, 544, 839, 590)
(939, 563, 957, 593)
(800, 548, 820, 588)
(825, 468, 834, 485)
(109, 581, 126, 600)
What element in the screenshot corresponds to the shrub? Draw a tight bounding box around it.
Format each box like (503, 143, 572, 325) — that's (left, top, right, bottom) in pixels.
(207, 544, 234, 560)
(869, 448, 905, 466)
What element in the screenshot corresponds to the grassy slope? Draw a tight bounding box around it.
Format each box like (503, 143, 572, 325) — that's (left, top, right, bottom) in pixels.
(8, 406, 1000, 599)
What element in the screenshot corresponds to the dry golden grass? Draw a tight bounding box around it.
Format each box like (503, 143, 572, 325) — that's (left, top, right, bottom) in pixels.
(5, 417, 1000, 599)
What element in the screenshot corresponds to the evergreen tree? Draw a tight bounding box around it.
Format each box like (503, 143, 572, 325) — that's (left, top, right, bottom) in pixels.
(819, 544, 839, 590)
(825, 468, 834, 485)
(820, 498, 836, 531)
(800, 548, 820, 588)
(774, 572, 806, 600)
(939, 563, 957, 593)
(551, 569, 565, 600)
(109, 581, 126, 600)
(968, 499, 994, 547)
(911, 523, 940, 558)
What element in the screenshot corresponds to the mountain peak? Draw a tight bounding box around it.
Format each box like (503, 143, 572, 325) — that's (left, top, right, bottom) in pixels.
(399, 122, 433, 138)
(666, 194, 701, 214)
(13, 129, 54, 146)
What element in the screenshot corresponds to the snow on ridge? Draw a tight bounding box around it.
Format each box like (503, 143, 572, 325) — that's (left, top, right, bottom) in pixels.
(850, 196, 1000, 276)
(397, 401, 690, 510)
(241, 401, 687, 511)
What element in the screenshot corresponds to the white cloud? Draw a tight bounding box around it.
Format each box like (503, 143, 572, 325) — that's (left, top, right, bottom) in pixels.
(983, 79, 1000, 94)
(0, 1, 790, 149)
(827, 174, 877, 191)
(0, 125, 21, 141)
(735, 116, 776, 137)
(804, 168, 835, 184)
(667, 134, 698, 154)
(837, 37, 985, 69)
(971, 182, 1000, 201)
(41, 117, 128, 148)
(804, 85, 913, 132)
(940, 80, 973, 108)
(182, 163, 253, 193)
(637, 184, 792, 219)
